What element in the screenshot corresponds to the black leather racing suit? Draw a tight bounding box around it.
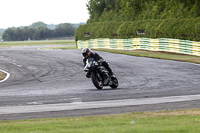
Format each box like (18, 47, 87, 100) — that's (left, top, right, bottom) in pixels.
(83, 52, 113, 77)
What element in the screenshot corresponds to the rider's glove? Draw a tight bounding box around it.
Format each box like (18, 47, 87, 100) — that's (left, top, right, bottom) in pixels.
(98, 59, 105, 63)
(98, 59, 105, 65)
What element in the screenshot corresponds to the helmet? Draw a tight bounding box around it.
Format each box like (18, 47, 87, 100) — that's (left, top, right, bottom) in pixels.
(82, 48, 91, 58)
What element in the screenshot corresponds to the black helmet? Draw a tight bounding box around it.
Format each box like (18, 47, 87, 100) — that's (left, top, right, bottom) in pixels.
(82, 48, 91, 58)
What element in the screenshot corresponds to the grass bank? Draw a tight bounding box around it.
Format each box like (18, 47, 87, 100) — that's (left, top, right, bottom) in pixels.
(0, 40, 75, 47)
(0, 71, 5, 81)
(0, 109, 200, 133)
(45, 46, 77, 50)
(94, 49, 200, 64)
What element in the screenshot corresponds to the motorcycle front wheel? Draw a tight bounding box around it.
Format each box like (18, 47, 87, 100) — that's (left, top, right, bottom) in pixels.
(91, 72, 103, 90)
(110, 76, 118, 89)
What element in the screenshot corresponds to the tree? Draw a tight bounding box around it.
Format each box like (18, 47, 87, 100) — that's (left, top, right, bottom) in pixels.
(30, 21, 47, 28)
(54, 23, 75, 37)
(86, 0, 198, 22)
(2, 22, 76, 41)
(2, 28, 16, 41)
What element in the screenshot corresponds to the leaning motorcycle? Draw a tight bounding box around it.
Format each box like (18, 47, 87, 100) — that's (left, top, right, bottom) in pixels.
(84, 58, 118, 90)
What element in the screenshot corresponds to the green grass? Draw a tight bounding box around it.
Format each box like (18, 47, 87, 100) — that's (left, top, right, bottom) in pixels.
(1, 109, 200, 133)
(0, 71, 5, 80)
(1, 43, 200, 132)
(45, 46, 77, 50)
(0, 40, 75, 47)
(1, 39, 200, 65)
(94, 49, 200, 64)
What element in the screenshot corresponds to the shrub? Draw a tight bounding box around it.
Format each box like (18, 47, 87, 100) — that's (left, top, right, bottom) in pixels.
(75, 18, 200, 41)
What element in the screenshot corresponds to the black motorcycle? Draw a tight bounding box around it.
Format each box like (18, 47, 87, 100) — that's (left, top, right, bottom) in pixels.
(84, 58, 118, 90)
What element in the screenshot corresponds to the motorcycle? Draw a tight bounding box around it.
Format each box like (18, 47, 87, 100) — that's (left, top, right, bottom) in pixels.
(84, 58, 118, 90)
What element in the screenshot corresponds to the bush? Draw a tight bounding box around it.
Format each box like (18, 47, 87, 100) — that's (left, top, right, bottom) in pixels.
(75, 18, 200, 41)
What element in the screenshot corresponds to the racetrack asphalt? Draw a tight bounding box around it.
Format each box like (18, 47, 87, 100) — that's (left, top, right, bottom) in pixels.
(0, 46, 200, 120)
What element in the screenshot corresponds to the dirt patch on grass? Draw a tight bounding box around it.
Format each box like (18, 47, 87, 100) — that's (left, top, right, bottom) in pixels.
(146, 109, 200, 116)
(0, 71, 6, 81)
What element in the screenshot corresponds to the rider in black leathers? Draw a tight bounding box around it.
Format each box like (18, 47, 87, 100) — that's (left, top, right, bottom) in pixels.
(82, 48, 114, 78)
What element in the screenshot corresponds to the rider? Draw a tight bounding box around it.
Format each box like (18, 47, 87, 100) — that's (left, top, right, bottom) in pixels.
(82, 48, 114, 78)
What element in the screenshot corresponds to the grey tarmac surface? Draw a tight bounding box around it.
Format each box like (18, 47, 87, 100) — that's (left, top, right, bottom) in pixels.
(0, 46, 200, 120)
(1, 100, 200, 120)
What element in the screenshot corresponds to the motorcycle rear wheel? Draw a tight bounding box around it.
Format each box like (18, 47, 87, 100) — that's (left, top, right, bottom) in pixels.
(91, 72, 103, 90)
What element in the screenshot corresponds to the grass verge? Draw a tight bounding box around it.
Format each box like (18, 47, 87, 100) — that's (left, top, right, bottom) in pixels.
(0, 40, 75, 47)
(94, 49, 200, 64)
(0, 71, 6, 81)
(43, 46, 77, 50)
(0, 109, 200, 133)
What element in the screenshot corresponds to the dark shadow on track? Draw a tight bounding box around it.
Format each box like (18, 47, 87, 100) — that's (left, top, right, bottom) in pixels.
(86, 87, 122, 92)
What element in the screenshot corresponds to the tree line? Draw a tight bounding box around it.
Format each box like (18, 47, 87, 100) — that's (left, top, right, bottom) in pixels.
(76, 0, 200, 41)
(87, 0, 200, 23)
(76, 18, 200, 41)
(2, 22, 76, 41)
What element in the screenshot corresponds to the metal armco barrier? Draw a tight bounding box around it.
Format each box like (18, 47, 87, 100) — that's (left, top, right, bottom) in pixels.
(77, 38, 200, 56)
